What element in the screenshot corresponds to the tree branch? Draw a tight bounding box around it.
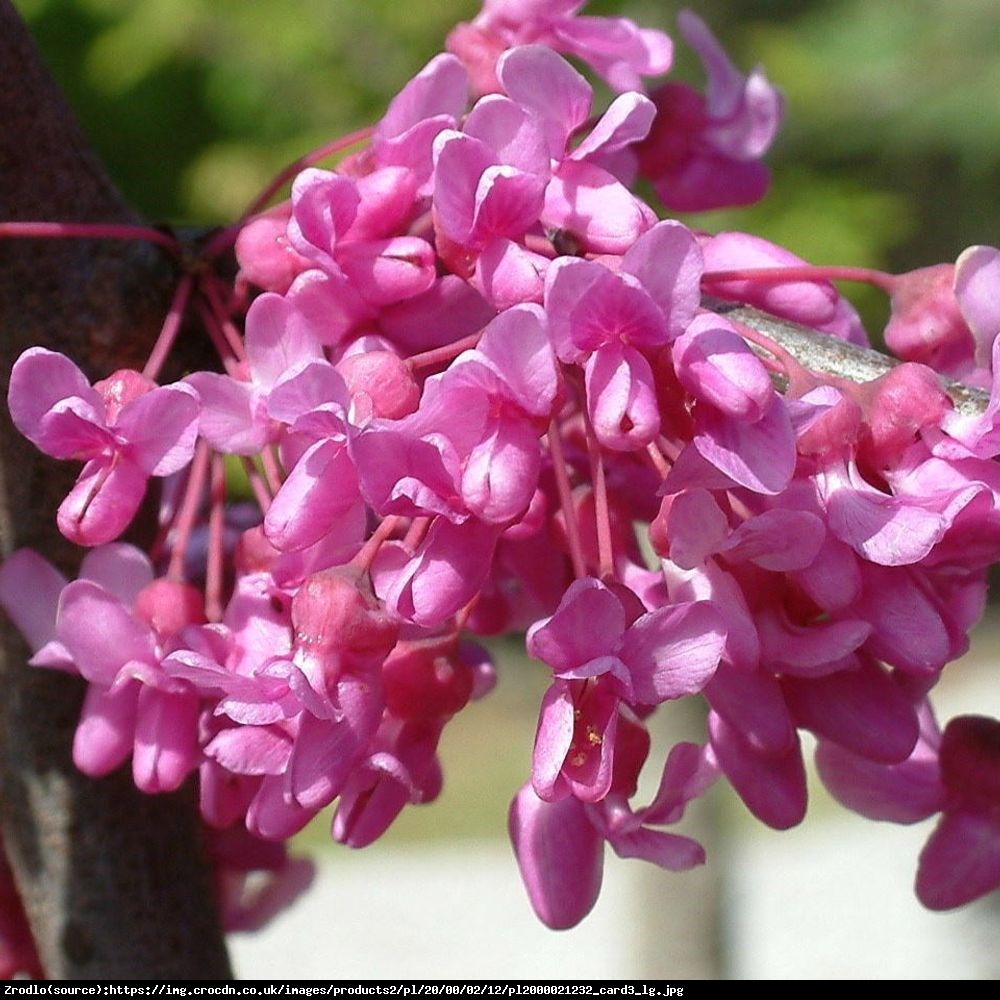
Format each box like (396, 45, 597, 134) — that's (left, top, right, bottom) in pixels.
(0, 0, 232, 978)
(712, 300, 992, 417)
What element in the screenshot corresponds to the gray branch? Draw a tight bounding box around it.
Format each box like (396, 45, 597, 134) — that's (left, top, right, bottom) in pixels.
(713, 301, 992, 418)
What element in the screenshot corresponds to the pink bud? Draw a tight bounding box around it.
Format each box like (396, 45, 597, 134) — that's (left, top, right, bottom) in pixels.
(133, 579, 206, 638)
(338, 350, 420, 419)
(292, 569, 397, 659)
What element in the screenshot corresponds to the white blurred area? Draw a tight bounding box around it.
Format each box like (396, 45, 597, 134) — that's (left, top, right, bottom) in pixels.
(230, 619, 1000, 981)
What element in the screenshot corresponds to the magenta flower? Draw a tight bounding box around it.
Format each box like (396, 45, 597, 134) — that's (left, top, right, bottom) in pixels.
(545, 219, 701, 450)
(8, 349, 199, 545)
(448, 0, 673, 96)
(526, 577, 724, 802)
(637, 10, 783, 211)
(509, 737, 716, 928)
(702, 231, 868, 345)
(672, 313, 796, 494)
(818, 709, 1000, 910)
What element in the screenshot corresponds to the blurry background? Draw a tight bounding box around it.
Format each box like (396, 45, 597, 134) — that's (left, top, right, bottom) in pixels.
(11, 0, 1000, 979)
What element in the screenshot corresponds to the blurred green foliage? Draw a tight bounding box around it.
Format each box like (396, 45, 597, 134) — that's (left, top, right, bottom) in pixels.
(13, 0, 1000, 331)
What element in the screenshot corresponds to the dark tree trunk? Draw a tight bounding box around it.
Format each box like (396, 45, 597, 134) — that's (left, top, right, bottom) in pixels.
(0, 0, 232, 978)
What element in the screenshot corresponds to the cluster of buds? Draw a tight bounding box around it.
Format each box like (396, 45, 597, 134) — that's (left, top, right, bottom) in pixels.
(2, 0, 999, 942)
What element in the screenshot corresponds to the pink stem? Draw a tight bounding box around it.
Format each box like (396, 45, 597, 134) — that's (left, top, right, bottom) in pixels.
(259, 447, 284, 496)
(194, 298, 241, 374)
(239, 456, 274, 513)
(645, 440, 672, 478)
(0, 219, 181, 255)
(546, 418, 587, 581)
(403, 516, 431, 555)
(236, 126, 376, 224)
(199, 275, 247, 363)
(141, 273, 195, 382)
(204, 453, 227, 622)
(702, 263, 897, 294)
(581, 408, 614, 581)
(352, 515, 403, 574)
(407, 330, 484, 373)
(167, 440, 212, 582)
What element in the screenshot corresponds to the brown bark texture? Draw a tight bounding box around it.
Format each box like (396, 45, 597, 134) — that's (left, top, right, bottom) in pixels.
(0, 0, 232, 978)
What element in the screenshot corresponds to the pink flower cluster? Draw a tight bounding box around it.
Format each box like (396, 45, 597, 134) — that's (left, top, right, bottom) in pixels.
(2, 0, 999, 947)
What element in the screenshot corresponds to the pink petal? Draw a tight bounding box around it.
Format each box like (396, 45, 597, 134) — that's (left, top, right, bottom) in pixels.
(245, 292, 326, 389)
(7, 347, 103, 446)
(473, 238, 548, 310)
(378, 53, 469, 144)
(673, 314, 774, 420)
(288, 682, 382, 810)
(464, 94, 550, 176)
(376, 518, 500, 627)
(508, 784, 604, 930)
(609, 827, 705, 870)
(73, 682, 137, 777)
(497, 46, 592, 156)
(265, 440, 360, 553)
(720, 508, 825, 572)
(784, 660, 919, 764)
(815, 707, 944, 824)
(527, 578, 625, 672)
(531, 683, 575, 800)
(432, 131, 496, 246)
(336, 237, 437, 307)
(544, 159, 655, 254)
(622, 600, 725, 704)
(57, 456, 147, 546)
(246, 775, 316, 841)
(709, 712, 807, 830)
(56, 580, 154, 684)
(573, 92, 656, 161)
(661, 489, 729, 569)
(817, 460, 948, 566)
(0, 550, 66, 652)
(693, 396, 796, 495)
(621, 220, 702, 337)
(585, 344, 660, 451)
(460, 414, 540, 523)
(704, 662, 796, 755)
(131, 685, 201, 792)
(78, 543, 154, 606)
(954, 244, 1000, 367)
(185, 373, 265, 455)
(473, 306, 557, 415)
(117, 382, 200, 476)
(206, 725, 293, 777)
(916, 810, 1000, 910)
(553, 16, 673, 91)
(287, 168, 359, 265)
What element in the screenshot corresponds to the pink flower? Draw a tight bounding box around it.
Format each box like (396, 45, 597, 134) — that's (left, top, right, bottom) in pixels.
(527, 577, 724, 802)
(637, 11, 783, 211)
(545, 219, 701, 450)
(818, 709, 1000, 910)
(7, 349, 199, 545)
(448, 0, 673, 96)
(509, 737, 716, 928)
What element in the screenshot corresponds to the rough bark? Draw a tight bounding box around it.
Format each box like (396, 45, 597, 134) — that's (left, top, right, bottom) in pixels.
(0, 0, 232, 978)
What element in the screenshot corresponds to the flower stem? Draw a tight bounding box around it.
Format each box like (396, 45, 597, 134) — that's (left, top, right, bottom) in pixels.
(204, 453, 227, 622)
(0, 220, 181, 255)
(702, 263, 897, 293)
(546, 419, 587, 580)
(141, 273, 194, 382)
(167, 440, 212, 583)
(237, 126, 376, 223)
